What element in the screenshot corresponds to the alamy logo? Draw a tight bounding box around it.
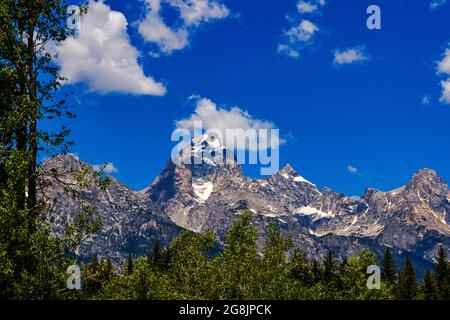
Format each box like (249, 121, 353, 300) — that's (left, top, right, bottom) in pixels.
(66, 265, 81, 290)
(366, 5, 381, 30)
(66, 5, 81, 30)
(366, 265, 381, 289)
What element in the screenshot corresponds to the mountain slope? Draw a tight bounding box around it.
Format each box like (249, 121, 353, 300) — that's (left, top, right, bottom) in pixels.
(41, 136, 450, 271)
(40, 154, 181, 267)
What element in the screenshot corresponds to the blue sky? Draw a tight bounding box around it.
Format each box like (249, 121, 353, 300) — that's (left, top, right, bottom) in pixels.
(50, 0, 450, 196)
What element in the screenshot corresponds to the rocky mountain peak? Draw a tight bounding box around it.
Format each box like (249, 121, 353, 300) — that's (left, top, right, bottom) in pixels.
(280, 163, 296, 174)
(41, 153, 82, 169)
(404, 169, 448, 199)
(407, 168, 443, 188)
(172, 133, 236, 168)
(276, 163, 315, 186)
(363, 187, 381, 199)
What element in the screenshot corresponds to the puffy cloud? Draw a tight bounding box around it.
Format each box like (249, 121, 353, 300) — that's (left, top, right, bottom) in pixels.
(290, 20, 319, 42)
(437, 48, 450, 74)
(277, 44, 300, 58)
(437, 46, 450, 104)
(278, 0, 327, 59)
(278, 19, 319, 58)
(138, 0, 189, 54)
(333, 46, 370, 66)
(176, 97, 284, 151)
(138, 0, 230, 55)
(297, 1, 318, 14)
(430, 0, 447, 10)
(347, 165, 358, 174)
(168, 0, 229, 26)
(296, 0, 326, 14)
(53, 1, 166, 96)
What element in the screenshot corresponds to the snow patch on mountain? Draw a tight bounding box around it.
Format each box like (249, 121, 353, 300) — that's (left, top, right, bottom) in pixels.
(295, 206, 334, 219)
(192, 181, 214, 203)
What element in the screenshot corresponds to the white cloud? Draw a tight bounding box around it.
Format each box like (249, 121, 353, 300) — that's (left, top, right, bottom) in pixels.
(437, 48, 450, 74)
(93, 162, 119, 174)
(347, 165, 358, 174)
(176, 97, 284, 151)
(278, 19, 319, 58)
(430, 0, 447, 10)
(138, 0, 189, 54)
(297, 1, 318, 14)
(333, 46, 370, 66)
(53, 1, 166, 96)
(437, 46, 450, 104)
(296, 0, 326, 14)
(138, 0, 230, 55)
(440, 79, 450, 104)
(291, 20, 319, 42)
(168, 0, 229, 26)
(277, 44, 300, 58)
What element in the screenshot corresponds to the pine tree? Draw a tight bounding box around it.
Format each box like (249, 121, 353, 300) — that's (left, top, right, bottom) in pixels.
(423, 270, 436, 300)
(289, 249, 312, 286)
(84, 255, 102, 298)
(322, 250, 337, 285)
(311, 259, 323, 284)
(397, 257, 418, 300)
(126, 254, 134, 275)
(433, 245, 450, 300)
(149, 241, 162, 269)
(100, 258, 114, 284)
(334, 256, 348, 291)
(381, 248, 398, 285)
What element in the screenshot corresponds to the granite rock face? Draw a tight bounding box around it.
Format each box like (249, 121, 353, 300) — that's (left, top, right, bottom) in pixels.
(40, 154, 181, 267)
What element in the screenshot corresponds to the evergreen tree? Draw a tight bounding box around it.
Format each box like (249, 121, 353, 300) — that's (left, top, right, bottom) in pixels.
(125, 254, 134, 276)
(83, 255, 102, 298)
(433, 245, 450, 300)
(423, 270, 436, 300)
(289, 249, 313, 286)
(334, 256, 348, 291)
(149, 241, 163, 270)
(322, 250, 337, 285)
(105, 259, 114, 279)
(381, 248, 398, 285)
(397, 257, 418, 300)
(260, 222, 292, 299)
(311, 259, 323, 284)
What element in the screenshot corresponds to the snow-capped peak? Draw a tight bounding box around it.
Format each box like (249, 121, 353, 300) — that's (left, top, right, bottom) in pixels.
(279, 163, 315, 186)
(174, 133, 234, 167)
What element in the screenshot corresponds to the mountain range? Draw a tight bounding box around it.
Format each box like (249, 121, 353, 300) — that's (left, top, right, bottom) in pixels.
(40, 134, 450, 275)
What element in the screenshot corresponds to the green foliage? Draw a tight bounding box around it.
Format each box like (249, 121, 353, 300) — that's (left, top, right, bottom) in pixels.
(433, 245, 450, 299)
(0, 1, 101, 299)
(96, 212, 399, 300)
(397, 257, 418, 300)
(381, 248, 397, 286)
(422, 270, 437, 300)
(82, 255, 115, 299)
